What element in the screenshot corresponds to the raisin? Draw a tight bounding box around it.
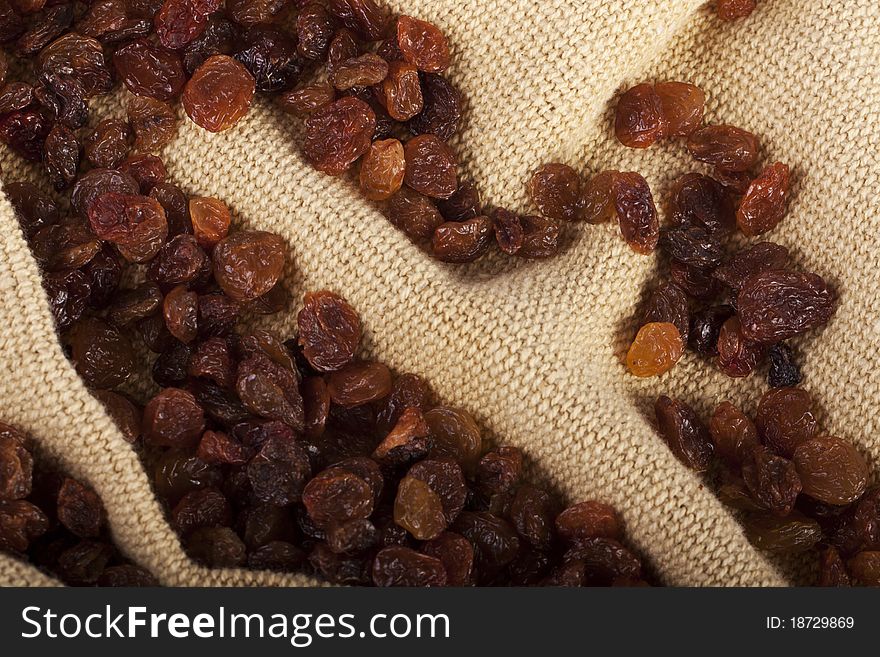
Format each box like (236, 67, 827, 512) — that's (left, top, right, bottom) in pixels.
(0, 499, 48, 552)
(817, 547, 851, 587)
(0, 82, 34, 114)
(5, 181, 59, 239)
(16, 6, 74, 57)
(34, 71, 88, 129)
(580, 170, 619, 224)
(183, 15, 239, 74)
(303, 467, 374, 528)
(670, 259, 722, 303)
(107, 283, 163, 326)
(667, 173, 735, 234)
(82, 245, 124, 308)
(91, 389, 142, 443)
(408, 73, 461, 141)
(492, 207, 524, 255)
(736, 162, 791, 236)
(655, 81, 705, 137)
(660, 224, 724, 270)
(376, 373, 433, 434)
(142, 387, 205, 448)
(67, 317, 134, 389)
(476, 446, 522, 496)
(153, 449, 221, 504)
(421, 532, 473, 585)
(396, 15, 449, 73)
(162, 285, 197, 343)
(57, 477, 105, 538)
(326, 0, 388, 40)
(744, 512, 821, 552)
(155, 0, 207, 50)
(188, 338, 235, 389)
(296, 3, 335, 60)
(128, 96, 178, 152)
(393, 476, 446, 540)
(278, 83, 335, 115)
(297, 291, 361, 372)
(212, 231, 285, 301)
(793, 436, 869, 506)
(225, 0, 285, 27)
(236, 354, 304, 430)
(509, 485, 557, 548)
(626, 322, 683, 377)
(742, 446, 802, 516)
(528, 163, 582, 221)
(113, 38, 186, 101)
(372, 545, 446, 587)
(183, 55, 255, 132)
(0, 110, 51, 162)
(738, 270, 837, 343)
(152, 342, 192, 387)
(564, 537, 642, 584)
(380, 60, 422, 121)
(654, 396, 714, 472)
(234, 27, 302, 93)
(847, 552, 880, 586)
(714, 166, 753, 194)
(716, 315, 764, 378)
(432, 216, 492, 262)
(372, 407, 431, 466)
(0, 1, 24, 43)
(767, 343, 802, 388)
(686, 124, 759, 172)
(71, 168, 139, 217)
(171, 487, 230, 536)
(247, 436, 311, 506)
(556, 501, 621, 541)
(326, 28, 360, 75)
(186, 526, 246, 567)
(613, 172, 659, 254)
(120, 153, 168, 192)
(388, 187, 443, 240)
(330, 53, 387, 90)
(359, 138, 405, 200)
(303, 97, 376, 175)
(614, 83, 665, 148)
(197, 293, 240, 338)
(408, 458, 467, 523)
(436, 180, 480, 221)
(57, 540, 114, 584)
(713, 242, 790, 291)
(84, 119, 131, 169)
(0, 429, 33, 500)
(641, 282, 690, 343)
(717, 0, 757, 21)
(148, 234, 210, 289)
(326, 360, 392, 407)
(453, 511, 520, 578)
(708, 401, 759, 466)
(424, 407, 481, 471)
(88, 192, 168, 263)
(42, 268, 90, 332)
(403, 134, 457, 199)
(98, 565, 158, 587)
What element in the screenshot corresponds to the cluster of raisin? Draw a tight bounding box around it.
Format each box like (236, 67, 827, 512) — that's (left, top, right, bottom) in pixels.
(653, 390, 878, 586)
(0, 421, 158, 585)
(0, 0, 560, 265)
(137, 290, 648, 587)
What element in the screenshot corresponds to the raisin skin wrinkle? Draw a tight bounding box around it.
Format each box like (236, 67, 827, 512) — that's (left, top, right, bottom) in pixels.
(737, 162, 792, 236)
(716, 315, 765, 378)
(297, 291, 362, 372)
(408, 73, 461, 141)
(396, 16, 450, 73)
(713, 242, 790, 292)
(432, 216, 492, 263)
(304, 97, 376, 175)
(403, 134, 458, 199)
(742, 446, 802, 517)
(381, 60, 422, 121)
(709, 401, 759, 466)
(626, 322, 683, 377)
(614, 83, 666, 148)
(113, 38, 186, 101)
(793, 436, 869, 506)
(655, 81, 705, 137)
(360, 138, 405, 200)
(737, 269, 837, 343)
(756, 387, 819, 458)
(668, 173, 734, 235)
(613, 172, 659, 254)
(212, 231, 286, 301)
(686, 124, 759, 172)
(528, 163, 582, 221)
(183, 55, 255, 132)
(654, 396, 714, 472)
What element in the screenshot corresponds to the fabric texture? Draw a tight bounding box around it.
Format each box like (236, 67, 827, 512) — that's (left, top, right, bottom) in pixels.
(1, 0, 878, 587)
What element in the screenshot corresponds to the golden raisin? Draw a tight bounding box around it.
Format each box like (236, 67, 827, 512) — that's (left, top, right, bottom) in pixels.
(626, 322, 682, 377)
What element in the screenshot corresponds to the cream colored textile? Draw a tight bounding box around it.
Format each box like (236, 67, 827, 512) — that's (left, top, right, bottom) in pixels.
(1, 0, 877, 586)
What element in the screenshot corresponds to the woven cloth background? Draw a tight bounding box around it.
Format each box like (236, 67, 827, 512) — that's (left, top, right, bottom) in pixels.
(1, 0, 878, 587)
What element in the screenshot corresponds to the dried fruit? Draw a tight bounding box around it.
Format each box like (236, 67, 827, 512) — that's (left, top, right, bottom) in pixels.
(614, 83, 665, 148)
(407, 73, 460, 140)
(297, 291, 361, 372)
(296, 3, 335, 60)
(528, 163, 582, 221)
(278, 83, 335, 115)
(642, 282, 690, 344)
(183, 55, 255, 132)
(380, 60, 422, 121)
(304, 97, 376, 175)
(431, 216, 492, 263)
(372, 545, 447, 586)
(128, 96, 178, 151)
(716, 316, 764, 378)
(655, 81, 704, 137)
(331, 53, 388, 90)
(713, 242, 790, 291)
(717, 0, 757, 21)
(736, 162, 792, 236)
(212, 231, 286, 301)
(248, 436, 311, 506)
(0, 429, 33, 500)
(660, 224, 723, 270)
(424, 407, 481, 470)
(580, 170, 619, 225)
(143, 387, 205, 447)
(556, 501, 621, 541)
(742, 446, 802, 516)
(687, 124, 759, 172)
(403, 134, 457, 199)
(397, 16, 449, 73)
(67, 317, 134, 389)
(626, 322, 683, 377)
(654, 396, 714, 471)
(613, 172, 659, 254)
(113, 38, 186, 100)
(738, 270, 837, 343)
(189, 196, 231, 250)
(767, 343, 802, 388)
(234, 27, 302, 93)
(360, 138, 405, 200)
(394, 476, 446, 540)
(388, 188, 443, 240)
(744, 513, 821, 552)
(327, 361, 392, 407)
(303, 466, 374, 528)
(793, 436, 868, 505)
(709, 401, 759, 465)
(667, 173, 734, 234)
(57, 478, 105, 538)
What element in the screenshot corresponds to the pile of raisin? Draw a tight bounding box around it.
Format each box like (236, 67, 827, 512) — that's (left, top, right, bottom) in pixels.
(0, 0, 573, 265)
(0, 421, 157, 586)
(135, 290, 649, 587)
(603, 80, 837, 380)
(653, 390, 878, 586)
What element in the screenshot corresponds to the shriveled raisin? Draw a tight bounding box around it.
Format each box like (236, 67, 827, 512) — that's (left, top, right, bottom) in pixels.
(297, 291, 361, 372)
(424, 407, 481, 471)
(67, 317, 134, 389)
(72, 168, 139, 218)
(580, 170, 619, 224)
(528, 163, 582, 221)
(148, 234, 210, 289)
(326, 0, 388, 41)
(91, 389, 142, 444)
(278, 83, 335, 115)
(84, 119, 132, 169)
(247, 436, 311, 506)
(128, 96, 178, 151)
(186, 527, 246, 567)
(189, 197, 230, 250)
(0, 499, 48, 552)
(359, 138, 405, 200)
(233, 26, 301, 93)
(327, 361, 392, 407)
(717, 0, 757, 21)
(509, 484, 557, 548)
(163, 285, 198, 343)
(667, 173, 734, 234)
(737, 162, 792, 236)
(716, 315, 764, 378)
(660, 224, 723, 270)
(654, 396, 714, 472)
(670, 259, 722, 303)
(408, 457, 467, 523)
(113, 38, 186, 101)
(372, 407, 431, 466)
(847, 552, 880, 586)
(655, 81, 705, 137)
(713, 242, 790, 291)
(225, 0, 286, 27)
(380, 60, 422, 121)
(236, 354, 304, 430)
(614, 83, 665, 148)
(296, 3, 335, 60)
(556, 501, 621, 541)
(303, 97, 376, 175)
(613, 172, 658, 254)
(331, 53, 388, 90)
(396, 16, 449, 72)
(793, 436, 868, 506)
(476, 446, 522, 496)
(303, 466, 374, 528)
(0, 82, 34, 114)
(626, 322, 682, 377)
(738, 270, 837, 343)
(432, 216, 492, 263)
(394, 475, 446, 540)
(767, 343, 802, 388)
(57, 478, 105, 538)
(742, 446, 802, 516)
(709, 401, 759, 465)
(143, 387, 205, 447)
(421, 532, 472, 586)
(743, 513, 821, 552)
(183, 55, 255, 132)
(155, 0, 207, 50)
(686, 124, 759, 172)
(88, 192, 168, 263)
(0, 428, 33, 500)
(407, 73, 461, 140)
(642, 282, 690, 343)
(212, 231, 285, 301)
(372, 545, 447, 587)
(388, 187, 443, 240)
(107, 283, 163, 326)
(403, 134, 457, 199)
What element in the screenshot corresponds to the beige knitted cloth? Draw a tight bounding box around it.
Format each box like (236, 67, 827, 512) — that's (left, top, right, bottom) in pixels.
(1, 0, 878, 587)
